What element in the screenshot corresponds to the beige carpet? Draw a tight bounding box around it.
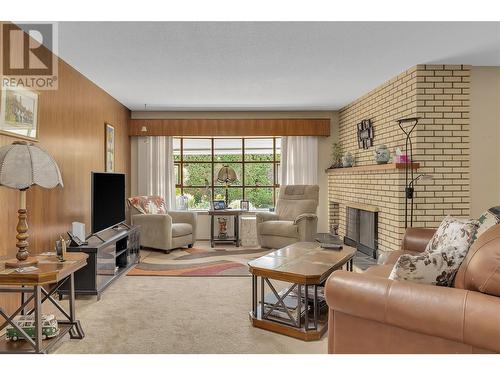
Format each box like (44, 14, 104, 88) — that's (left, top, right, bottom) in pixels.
(52, 242, 328, 354)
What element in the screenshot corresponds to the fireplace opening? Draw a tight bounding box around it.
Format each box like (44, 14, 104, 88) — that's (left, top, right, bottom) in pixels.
(344, 206, 378, 259)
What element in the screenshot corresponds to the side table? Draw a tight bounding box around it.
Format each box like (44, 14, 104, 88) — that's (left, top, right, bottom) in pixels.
(0, 252, 88, 354)
(208, 209, 243, 247)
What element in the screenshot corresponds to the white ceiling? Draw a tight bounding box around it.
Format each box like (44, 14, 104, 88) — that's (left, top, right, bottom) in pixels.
(48, 22, 500, 111)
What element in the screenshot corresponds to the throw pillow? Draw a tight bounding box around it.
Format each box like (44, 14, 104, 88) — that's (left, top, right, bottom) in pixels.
(127, 196, 167, 215)
(389, 216, 478, 286)
(474, 206, 500, 240)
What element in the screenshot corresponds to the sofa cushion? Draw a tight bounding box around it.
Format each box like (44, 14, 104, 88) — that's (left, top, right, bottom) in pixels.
(128, 195, 167, 214)
(383, 250, 422, 265)
(454, 224, 500, 296)
(474, 206, 500, 241)
(276, 199, 318, 221)
(389, 216, 478, 286)
(171, 223, 192, 237)
(258, 220, 299, 238)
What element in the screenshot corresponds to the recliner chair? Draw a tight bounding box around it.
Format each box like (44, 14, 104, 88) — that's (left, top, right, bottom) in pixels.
(256, 185, 319, 249)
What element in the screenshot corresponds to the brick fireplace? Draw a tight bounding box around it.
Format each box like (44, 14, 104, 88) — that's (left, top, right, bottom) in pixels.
(327, 64, 470, 253)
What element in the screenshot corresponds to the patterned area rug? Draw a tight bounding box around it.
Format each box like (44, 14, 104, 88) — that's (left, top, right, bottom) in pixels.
(127, 246, 272, 277)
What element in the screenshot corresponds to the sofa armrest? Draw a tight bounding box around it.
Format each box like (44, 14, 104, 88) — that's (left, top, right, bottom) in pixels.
(325, 270, 500, 353)
(401, 227, 436, 253)
(168, 210, 197, 237)
(255, 211, 279, 224)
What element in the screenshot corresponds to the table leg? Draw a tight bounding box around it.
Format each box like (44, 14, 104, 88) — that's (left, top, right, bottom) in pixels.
(304, 284, 309, 330)
(314, 285, 318, 330)
(235, 215, 240, 247)
(33, 285, 43, 353)
(68, 273, 85, 339)
(20, 284, 27, 315)
(260, 277, 265, 318)
(210, 215, 214, 247)
(297, 284, 302, 328)
(252, 275, 257, 317)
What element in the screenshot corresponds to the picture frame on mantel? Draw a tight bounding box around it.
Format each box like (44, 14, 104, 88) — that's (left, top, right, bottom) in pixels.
(105, 123, 115, 172)
(0, 86, 39, 141)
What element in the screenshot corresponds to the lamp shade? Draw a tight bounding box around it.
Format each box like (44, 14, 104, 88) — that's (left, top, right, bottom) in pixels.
(217, 165, 237, 184)
(0, 141, 63, 190)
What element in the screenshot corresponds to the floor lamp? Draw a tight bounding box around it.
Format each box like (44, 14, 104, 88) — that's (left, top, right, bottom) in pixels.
(396, 117, 420, 228)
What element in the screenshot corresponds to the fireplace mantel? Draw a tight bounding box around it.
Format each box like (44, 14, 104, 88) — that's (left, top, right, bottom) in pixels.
(326, 162, 420, 174)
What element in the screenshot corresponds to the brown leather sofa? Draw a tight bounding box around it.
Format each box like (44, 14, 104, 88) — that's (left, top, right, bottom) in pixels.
(325, 225, 500, 354)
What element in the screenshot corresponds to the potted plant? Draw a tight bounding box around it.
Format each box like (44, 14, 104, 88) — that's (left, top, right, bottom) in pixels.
(330, 142, 343, 168)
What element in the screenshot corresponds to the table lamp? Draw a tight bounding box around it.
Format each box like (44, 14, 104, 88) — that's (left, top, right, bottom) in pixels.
(216, 164, 237, 207)
(0, 141, 63, 268)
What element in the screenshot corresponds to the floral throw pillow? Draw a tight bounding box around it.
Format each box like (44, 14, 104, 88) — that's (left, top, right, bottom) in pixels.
(389, 216, 478, 286)
(474, 206, 500, 241)
(127, 196, 167, 215)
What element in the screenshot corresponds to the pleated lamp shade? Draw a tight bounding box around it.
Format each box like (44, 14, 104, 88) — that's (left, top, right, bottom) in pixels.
(0, 141, 63, 190)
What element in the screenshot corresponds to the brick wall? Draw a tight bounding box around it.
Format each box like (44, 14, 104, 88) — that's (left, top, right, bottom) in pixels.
(329, 64, 471, 252)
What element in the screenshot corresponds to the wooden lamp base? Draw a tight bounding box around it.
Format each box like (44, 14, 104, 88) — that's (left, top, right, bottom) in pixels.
(5, 257, 39, 268)
(5, 190, 38, 269)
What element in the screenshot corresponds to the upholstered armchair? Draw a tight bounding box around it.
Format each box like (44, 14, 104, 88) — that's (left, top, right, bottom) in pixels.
(127, 196, 197, 253)
(256, 185, 319, 249)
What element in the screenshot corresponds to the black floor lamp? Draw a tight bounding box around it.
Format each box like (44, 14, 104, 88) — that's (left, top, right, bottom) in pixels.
(396, 117, 420, 228)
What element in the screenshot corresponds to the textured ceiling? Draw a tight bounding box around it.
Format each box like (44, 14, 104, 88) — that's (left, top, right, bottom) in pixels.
(43, 22, 500, 110)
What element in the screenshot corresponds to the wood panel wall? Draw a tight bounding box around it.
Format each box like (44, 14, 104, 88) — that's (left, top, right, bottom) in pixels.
(0, 58, 130, 319)
(129, 118, 330, 136)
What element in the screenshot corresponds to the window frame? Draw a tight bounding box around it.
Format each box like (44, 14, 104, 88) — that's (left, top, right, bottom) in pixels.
(174, 137, 281, 210)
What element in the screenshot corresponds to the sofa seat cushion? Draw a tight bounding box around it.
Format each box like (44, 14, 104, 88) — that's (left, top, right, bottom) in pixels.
(172, 223, 193, 237)
(390, 216, 478, 286)
(258, 220, 299, 238)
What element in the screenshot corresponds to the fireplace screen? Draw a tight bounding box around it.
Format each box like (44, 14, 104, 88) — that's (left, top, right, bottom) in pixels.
(344, 207, 378, 258)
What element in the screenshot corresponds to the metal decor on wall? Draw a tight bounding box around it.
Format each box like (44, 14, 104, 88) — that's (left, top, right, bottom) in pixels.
(357, 119, 374, 149)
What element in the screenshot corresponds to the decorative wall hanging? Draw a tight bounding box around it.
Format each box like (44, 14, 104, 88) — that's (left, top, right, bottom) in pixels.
(0, 86, 39, 141)
(357, 119, 374, 149)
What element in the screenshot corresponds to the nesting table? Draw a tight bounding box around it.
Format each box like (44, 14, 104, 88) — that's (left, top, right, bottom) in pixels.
(248, 242, 356, 341)
(209, 209, 244, 247)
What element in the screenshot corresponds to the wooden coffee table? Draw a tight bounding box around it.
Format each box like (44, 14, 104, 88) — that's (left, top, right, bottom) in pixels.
(248, 242, 356, 341)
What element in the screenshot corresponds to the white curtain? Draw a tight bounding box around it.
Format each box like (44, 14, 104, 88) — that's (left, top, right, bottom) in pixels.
(281, 136, 318, 185)
(137, 136, 176, 209)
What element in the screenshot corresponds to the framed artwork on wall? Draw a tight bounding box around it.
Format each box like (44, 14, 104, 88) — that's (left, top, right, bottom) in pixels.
(357, 119, 374, 149)
(0, 86, 39, 141)
(105, 123, 115, 172)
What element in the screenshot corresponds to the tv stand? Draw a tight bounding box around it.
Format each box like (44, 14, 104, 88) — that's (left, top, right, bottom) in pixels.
(59, 225, 140, 300)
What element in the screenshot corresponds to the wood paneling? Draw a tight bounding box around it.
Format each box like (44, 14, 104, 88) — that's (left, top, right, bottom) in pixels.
(0, 57, 130, 320)
(129, 118, 330, 136)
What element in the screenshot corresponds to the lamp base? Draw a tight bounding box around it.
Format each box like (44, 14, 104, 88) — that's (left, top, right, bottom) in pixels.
(5, 257, 39, 268)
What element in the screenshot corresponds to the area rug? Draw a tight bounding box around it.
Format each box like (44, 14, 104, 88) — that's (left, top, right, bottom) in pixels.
(127, 247, 272, 277)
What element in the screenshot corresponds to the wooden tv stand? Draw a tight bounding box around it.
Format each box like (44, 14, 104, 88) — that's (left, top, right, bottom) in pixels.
(59, 225, 140, 300)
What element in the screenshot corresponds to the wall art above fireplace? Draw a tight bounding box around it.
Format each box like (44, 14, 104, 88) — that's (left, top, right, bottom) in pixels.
(357, 119, 373, 149)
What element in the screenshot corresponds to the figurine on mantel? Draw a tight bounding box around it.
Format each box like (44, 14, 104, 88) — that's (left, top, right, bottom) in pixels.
(342, 152, 355, 167)
(373, 144, 391, 164)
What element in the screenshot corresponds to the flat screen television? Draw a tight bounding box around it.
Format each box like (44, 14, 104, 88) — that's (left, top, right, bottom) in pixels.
(91, 172, 126, 234)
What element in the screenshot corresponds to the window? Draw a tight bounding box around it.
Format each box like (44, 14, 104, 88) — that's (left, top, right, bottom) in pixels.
(174, 137, 281, 210)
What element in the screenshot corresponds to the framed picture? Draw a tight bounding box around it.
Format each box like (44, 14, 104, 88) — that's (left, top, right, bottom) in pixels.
(0, 86, 39, 141)
(240, 200, 249, 211)
(357, 119, 374, 149)
(105, 123, 115, 172)
(213, 200, 226, 210)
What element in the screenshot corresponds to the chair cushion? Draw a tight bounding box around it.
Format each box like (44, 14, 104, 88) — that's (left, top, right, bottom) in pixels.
(276, 200, 318, 221)
(127, 195, 167, 214)
(172, 223, 192, 237)
(389, 216, 478, 286)
(258, 220, 299, 238)
(383, 250, 421, 265)
(364, 264, 394, 278)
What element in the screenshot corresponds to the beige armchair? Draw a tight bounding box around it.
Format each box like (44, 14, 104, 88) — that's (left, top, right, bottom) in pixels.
(127, 196, 197, 253)
(256, 185, 319, 249)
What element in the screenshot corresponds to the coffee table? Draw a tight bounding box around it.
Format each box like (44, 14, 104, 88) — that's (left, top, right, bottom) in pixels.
(248, 242, 356, 341)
